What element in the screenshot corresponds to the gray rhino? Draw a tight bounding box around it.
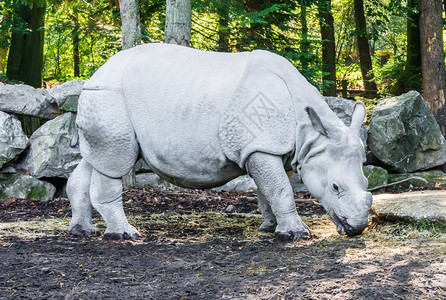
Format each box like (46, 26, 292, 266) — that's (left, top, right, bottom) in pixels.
(67, 43, 372, 241)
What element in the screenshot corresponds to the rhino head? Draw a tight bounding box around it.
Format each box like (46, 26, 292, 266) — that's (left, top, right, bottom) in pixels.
(299, 102, 372, 237)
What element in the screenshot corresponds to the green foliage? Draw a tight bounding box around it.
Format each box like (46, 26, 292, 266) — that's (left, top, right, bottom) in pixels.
(18, 0, 47, 9)
(0, 0, 422, 97)
(0, 0, 21, 49)
(43, 0, 121, 82)
(191, 0, 326, 89)
(394, 220, 446, 234)
(0, 71, 22, 84)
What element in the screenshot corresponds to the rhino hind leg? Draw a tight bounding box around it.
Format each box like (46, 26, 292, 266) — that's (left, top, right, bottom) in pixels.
(71, 89, 140, 239)
(246, 152, 311, 241)
(90, 169, 141, 240)
(67, 159, 99, 236)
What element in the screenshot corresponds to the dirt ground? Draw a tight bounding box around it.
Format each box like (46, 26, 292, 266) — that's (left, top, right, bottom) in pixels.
(0, 186, 445, 299)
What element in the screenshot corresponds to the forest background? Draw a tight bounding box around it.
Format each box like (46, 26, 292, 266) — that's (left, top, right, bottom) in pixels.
(0, 0, 445, 133)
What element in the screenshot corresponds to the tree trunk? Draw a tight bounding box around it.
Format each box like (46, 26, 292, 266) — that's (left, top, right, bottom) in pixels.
(119, 0, 141, 186)
(119, 0, 141, 50)
(216, 5, 229, 52)
(72, 18, 80, 77)
(353, 0, 377, 98)
(419, 0, 446, 135)
(165, 0, 191, 46)
(318, 0, 337, 96)
(300, 3, 309, 71)
(6, 1, 46, 88)
(405, 0, 422, 92)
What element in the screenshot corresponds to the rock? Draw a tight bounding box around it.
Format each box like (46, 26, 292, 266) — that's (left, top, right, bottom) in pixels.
(0, 111, 28, 169)
(324, 97, 367, 146)
(136, 172, 310, 193)
(0, 166, 17, 174)
(363, 165, 388, 189)
(135, 173, 184, 190)
(367, 91, 446, 172)
(49, 80, 85, 112)
(135, 158, 151, 173)
(19, 113, 81, 178)
(213, 175, 257, 192)
(386, 170, 445, 191)
(372, 190, 446, 223)
(225, 204, 236, 213)
(289, 173, 308, 193)
(0, 174, 56, 201)
(0, 83, 59, 119)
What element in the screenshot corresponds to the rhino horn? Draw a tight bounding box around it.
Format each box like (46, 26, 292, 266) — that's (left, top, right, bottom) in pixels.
(351, 101, 366, 131)
(305, 106, 340, 140)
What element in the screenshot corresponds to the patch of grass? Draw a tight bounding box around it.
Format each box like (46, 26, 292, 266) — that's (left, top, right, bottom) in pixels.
(362, 220, 446, 252)
(130, 212, 265, 242)
(0, 218, 69, 239)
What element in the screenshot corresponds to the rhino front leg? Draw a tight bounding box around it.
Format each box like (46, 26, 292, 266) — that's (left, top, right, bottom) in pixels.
(257, 190, 277, 233)
(67, 159, 99, 236)
(246, 152, 310, 241)
(90, 169, 141, 240)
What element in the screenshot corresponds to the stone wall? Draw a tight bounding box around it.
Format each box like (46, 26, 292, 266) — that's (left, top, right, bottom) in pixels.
(0, 81, 445, 201)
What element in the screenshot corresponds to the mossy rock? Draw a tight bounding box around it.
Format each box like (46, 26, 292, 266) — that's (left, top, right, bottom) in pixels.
(0, 174, 56, 201)
(368, 91, 446, 172)
(387, 170, 445, 191)
(363, 165, 388, 189)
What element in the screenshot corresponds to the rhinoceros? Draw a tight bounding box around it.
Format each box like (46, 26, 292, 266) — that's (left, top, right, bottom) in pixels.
(67, 43, 372, 241)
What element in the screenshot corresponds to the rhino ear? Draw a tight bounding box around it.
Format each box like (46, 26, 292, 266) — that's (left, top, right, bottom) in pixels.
(351, 101, 366, 130)
(306, 106, 328, 136)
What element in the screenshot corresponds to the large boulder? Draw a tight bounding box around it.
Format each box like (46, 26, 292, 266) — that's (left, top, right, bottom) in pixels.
(0, 174, 56, 201)
(324, 97, 367, 146)
(213, 175, 257, 192)
(289, 173, 308, 193)
(135, 173, 184, 190)
(19, 112, 81, 178)
(49, 80, 85, 112)
(0, 111, 28, 169)
(368, 91, 446, 172)
(0, 83, 59, 119)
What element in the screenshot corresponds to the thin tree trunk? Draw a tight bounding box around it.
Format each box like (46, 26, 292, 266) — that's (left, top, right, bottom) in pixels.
(419, 0, 446, 135)
(119, 0, 141, 50)
(353, 0, 377, 98)
(404, 0, 422, 92)
(318, 0, 337, 96)
(395, 0, 422, 94)
(165, 0, 191, 46)
(6, 2, 46, 88)
(216, 5, 229, 52)
(72, 18, 80, 77)
(300, 3, 309, 71)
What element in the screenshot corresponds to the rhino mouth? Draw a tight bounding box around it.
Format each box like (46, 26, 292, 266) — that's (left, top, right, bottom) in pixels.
(330, 213, 365, 237)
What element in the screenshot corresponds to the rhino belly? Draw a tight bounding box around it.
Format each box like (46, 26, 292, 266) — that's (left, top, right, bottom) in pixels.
(135, 112, 245, 189)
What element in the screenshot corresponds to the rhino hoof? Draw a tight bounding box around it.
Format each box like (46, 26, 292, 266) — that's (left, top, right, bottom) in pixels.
(259, 222, 277, 233)
(68, 224, 99, 237)
(104, 231, 141, 240)
(275, 230, 310, 242)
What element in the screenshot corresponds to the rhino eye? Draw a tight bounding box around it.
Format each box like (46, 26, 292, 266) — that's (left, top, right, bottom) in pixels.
(333, 183, 339, 193)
